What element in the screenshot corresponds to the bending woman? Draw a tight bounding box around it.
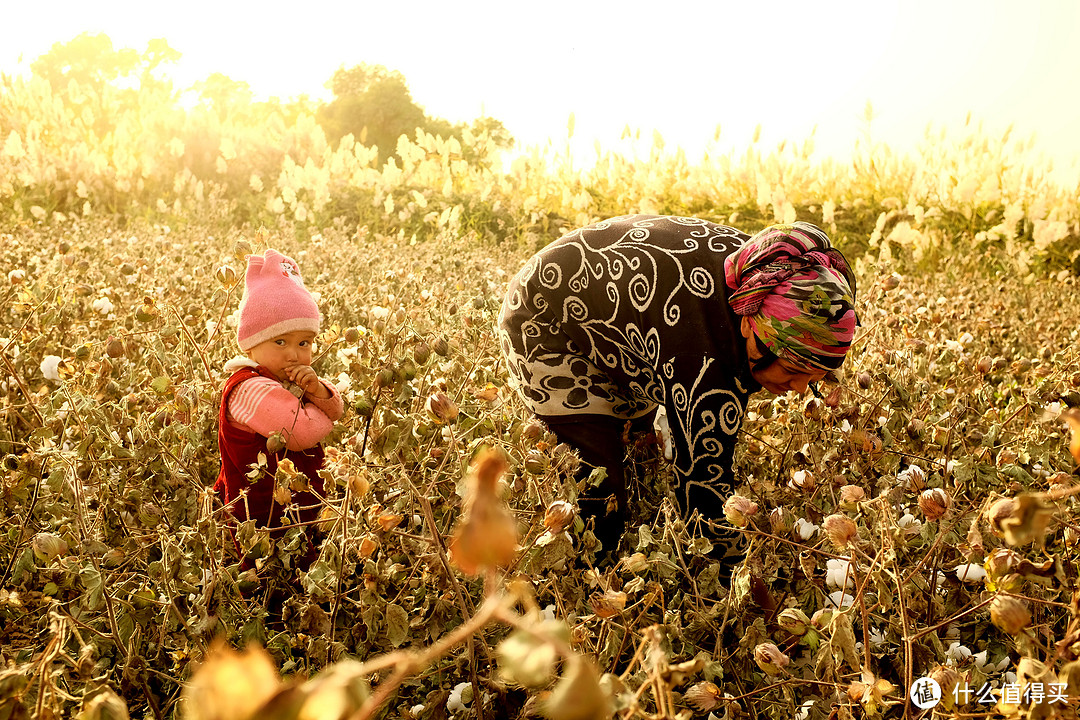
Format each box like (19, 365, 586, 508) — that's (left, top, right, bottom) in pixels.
(499, 214, 857, 556)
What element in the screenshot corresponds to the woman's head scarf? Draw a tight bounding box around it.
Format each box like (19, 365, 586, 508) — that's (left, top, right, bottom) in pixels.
(724, 222, 857, 372)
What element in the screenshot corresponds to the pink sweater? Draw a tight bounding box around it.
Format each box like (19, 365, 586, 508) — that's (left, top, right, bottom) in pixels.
(226, 371, 344, 449)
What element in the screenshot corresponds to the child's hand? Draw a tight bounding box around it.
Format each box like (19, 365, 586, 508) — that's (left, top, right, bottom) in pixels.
(286, 365, 330, 399)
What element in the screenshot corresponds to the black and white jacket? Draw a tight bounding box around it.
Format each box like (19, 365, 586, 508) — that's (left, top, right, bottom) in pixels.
(499, 214, 760, 518)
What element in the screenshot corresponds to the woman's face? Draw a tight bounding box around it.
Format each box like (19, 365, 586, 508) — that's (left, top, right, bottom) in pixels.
(740, 317, 827, 395)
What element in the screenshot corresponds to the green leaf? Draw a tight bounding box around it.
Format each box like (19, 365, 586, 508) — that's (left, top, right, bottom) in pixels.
(636, 526, 654, 551)
(150, 376, 172, 395)
(385, 603, 408, 648)
(79, 565, 103, 611)
(10, 548, 36, 585)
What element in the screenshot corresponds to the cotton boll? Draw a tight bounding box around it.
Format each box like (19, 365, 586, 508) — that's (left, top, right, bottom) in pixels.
(447, 682, 472, 712)
(826, 591, 854, 609)
(40, 355, 62, 381)
(953, 563, 987, 583)
(334, 372, 352, 394)
(826, 558, 854, 588)
(945, 641, 972, 665)
(795, 518, 819, 540)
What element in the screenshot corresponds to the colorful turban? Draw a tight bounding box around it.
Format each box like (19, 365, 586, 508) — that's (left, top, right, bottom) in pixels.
(724, 222, 857, 372)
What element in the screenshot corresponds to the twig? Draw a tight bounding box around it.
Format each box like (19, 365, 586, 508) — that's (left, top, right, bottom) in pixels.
(348, 593, 508, 720)
(167, 304, 214, 383)
(0, 289, 54, 427)
(891, 554, 915, 720)
(328, 481, 352, 658)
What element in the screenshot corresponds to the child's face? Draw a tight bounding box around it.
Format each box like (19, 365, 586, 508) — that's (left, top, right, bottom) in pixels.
(247, 330, 316, 381)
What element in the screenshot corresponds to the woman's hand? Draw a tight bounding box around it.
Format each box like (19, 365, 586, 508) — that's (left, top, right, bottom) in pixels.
(286, 365, 331, 399)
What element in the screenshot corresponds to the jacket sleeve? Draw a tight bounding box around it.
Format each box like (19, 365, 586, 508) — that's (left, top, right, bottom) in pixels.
(308, 381, 345, 421)
(227, 376, 340, 451)
(660, 353, 748, 521)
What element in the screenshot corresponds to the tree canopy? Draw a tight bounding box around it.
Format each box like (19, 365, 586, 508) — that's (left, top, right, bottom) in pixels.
(317, 63, 512, 163)
(30, 32, 179, 95)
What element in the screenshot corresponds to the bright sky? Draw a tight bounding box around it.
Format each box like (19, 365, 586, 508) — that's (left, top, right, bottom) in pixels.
(2, 0, 1079, 183)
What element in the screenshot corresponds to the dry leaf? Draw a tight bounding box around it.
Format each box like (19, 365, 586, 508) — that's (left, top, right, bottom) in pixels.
(660, 657, 703, 686)
(998, 493, 1056, 547)
(472, 383, 499, 401)
(449, 449, 517, 576)
(543, 656, 612, 720)
(1062, 408, 1080, 464)
(684, 681, 722, 712)
(829, 611, 862, 672)
(589, 590, 627, 619)
(376, 513, 403, 531)
(183, 643, 282, 720)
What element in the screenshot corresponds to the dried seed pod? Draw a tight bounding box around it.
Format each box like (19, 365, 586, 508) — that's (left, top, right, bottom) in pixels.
(823, 514, 858, 549)
(32, 533, 69, 563)
(265, 432, 287, 454)
(426, 391, 459, 424)
(215, 264, 237, 286)
(990, 595, 1031, 634)
(684, 682, 723, 712)
(623, 552, 649, 573)
(997, 573, 1025, 593)
(105, 336, 125, 358)
(777, 608, 812, 636)
(984, 547, 1020, 581)
(918, 488, 950, 521)
(373, 368, 395, 389)
(769, 506, 795, 534)
(986, 498, 1018, 538)
(589, 590, 627, 618)
(543, 500, 575, 534)
(521, 419, 545, 441)
(789, 469, 815, 492)
(523, 449, 548, 474)
(413, 341, 431, 365)
(928, 666, 962, 710)
(906, 418, 925, 441)
(838, 484, 866, 508)
(723, 495, 758, 528)
(753, 643, 790, 676)
(898, 465, 926, 491)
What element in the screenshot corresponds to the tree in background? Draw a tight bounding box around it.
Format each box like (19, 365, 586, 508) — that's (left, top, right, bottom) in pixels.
(317, 63, 512, 164)
(30, 32, 179, 98)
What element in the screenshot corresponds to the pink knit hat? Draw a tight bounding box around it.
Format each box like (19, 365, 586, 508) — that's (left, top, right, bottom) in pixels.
(237, 250, 321, 352)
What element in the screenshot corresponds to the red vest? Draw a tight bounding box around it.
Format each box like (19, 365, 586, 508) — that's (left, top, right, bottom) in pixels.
(214, 366, 326, 532)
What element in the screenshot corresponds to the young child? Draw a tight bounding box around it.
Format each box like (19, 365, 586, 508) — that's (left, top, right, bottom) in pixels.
(214, 249, 344, 559)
